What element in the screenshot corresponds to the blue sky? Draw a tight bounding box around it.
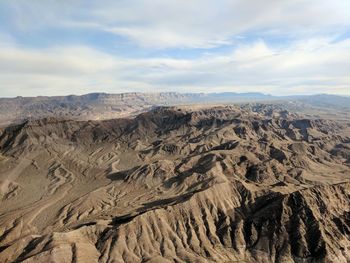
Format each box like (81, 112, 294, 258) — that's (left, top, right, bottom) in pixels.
(0, 0, 350, 97)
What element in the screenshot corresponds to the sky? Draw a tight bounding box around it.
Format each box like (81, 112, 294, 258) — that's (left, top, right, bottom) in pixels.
(0, 0, 350, 97)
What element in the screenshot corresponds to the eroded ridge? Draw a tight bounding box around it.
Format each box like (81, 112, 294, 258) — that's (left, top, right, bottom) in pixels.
(1, 104, 350, 262)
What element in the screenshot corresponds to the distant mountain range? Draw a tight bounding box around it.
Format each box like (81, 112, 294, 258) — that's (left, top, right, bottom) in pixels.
(0, 92, 349, 125)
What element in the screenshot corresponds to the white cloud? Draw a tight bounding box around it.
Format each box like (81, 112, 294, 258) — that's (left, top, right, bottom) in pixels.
(3, 0, 350, 49)
(106, 26, 231, 49)
(91, 0, 350, 48)
(0, 36, 349, 96)
(0, 1, 350, 96)
(0, 46, 116, 76)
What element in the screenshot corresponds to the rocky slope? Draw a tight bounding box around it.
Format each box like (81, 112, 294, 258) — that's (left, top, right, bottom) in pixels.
(0, 104, 350, 262)
(0, 92, 272, 126)
(1, 92, 349, 126)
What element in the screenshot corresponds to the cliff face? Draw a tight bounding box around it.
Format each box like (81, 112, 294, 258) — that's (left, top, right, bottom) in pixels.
(0, 105, 350, 262)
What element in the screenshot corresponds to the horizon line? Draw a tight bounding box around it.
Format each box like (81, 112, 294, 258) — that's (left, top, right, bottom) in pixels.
(1, 91, 349, 100)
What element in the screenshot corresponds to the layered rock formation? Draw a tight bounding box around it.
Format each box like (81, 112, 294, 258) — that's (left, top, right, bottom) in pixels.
(1, 92, 349, 126)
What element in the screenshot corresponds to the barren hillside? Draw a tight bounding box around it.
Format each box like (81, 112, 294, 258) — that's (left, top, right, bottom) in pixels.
(1, 92, 349, 126)
(1, 104, 350, 262)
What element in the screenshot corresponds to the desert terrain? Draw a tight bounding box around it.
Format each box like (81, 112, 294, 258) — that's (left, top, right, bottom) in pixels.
(0, 97, 350, 262)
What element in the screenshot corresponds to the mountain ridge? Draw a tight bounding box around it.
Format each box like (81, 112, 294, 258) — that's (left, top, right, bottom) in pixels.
(1, 104, 350, 262)
(1, 91, 350, 126)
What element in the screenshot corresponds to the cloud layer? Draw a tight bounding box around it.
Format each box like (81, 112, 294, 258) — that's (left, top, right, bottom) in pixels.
(0, 0, 349, 96)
